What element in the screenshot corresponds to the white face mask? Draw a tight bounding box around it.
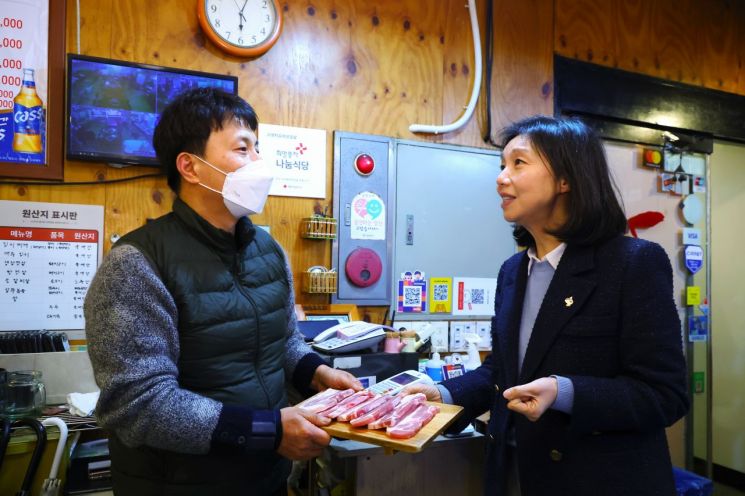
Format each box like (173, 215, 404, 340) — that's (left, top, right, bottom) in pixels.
(192, 154, 274, 218)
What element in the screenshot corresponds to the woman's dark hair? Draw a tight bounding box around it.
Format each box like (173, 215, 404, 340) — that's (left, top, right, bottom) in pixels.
(500, 115, 627, 248)
(153, 88, 259, 193)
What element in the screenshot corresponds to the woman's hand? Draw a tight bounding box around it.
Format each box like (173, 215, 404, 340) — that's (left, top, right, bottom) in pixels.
(503, 377, 558, 422)
(400, 383, 443, 402)
(310, 364, 363, 392)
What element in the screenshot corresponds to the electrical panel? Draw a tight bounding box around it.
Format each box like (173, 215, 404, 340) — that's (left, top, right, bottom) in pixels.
(332, 132, 394, 305)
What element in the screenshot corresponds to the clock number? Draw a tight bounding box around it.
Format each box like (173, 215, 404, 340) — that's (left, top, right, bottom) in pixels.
(265, 14, 270, 22)
(238, 37, 243, 45)
(251, 35, 256, 43)
(261, 28, 266, 35)
(262, 1, 267, 7)
(215, 19, 220, 27)
(210, 4, 217, 12)
(225, 31, 231, 39)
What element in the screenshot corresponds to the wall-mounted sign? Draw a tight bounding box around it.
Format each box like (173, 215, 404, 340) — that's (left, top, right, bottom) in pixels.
(684, 245, 703, 274)
(260, 123, 326, 199)
(0, 200, 103, 332)
(452, 277, 496, 316)
(350, 191, 386, 240)
(686, 286, 701, 306)
(682, 228, 702, 246)
(688, 315, 708, 342)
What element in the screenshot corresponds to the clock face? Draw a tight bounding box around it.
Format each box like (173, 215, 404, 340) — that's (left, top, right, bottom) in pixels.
(200, 0, 282, 57)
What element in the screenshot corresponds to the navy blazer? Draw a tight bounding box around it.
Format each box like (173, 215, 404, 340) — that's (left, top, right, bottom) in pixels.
(443, 235, 689, 496)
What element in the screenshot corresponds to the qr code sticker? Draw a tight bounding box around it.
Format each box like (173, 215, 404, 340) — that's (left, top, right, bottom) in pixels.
(469, 289, 485, 305)
(432, 283, 449, 301)
(403, 285, 422, 306)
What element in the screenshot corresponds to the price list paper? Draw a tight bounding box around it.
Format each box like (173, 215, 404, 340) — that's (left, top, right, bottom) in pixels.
(0, 200, 103, 331)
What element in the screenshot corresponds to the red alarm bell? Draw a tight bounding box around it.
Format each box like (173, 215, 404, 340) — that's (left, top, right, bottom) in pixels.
(345, 247, 382, 287)
(354, 154, 375, 175)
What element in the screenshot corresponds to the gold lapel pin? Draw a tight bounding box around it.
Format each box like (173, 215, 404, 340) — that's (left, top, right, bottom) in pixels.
(564, 296, 574, 307)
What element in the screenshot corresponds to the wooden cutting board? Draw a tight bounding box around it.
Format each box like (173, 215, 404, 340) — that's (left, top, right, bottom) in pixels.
(312, 401, 464, 454)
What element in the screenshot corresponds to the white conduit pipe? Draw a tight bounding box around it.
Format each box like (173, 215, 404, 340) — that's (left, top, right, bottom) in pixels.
(409, 0, 482, 135)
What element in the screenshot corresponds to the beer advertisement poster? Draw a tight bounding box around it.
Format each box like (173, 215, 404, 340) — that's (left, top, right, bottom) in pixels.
(0, 0, 49, 165)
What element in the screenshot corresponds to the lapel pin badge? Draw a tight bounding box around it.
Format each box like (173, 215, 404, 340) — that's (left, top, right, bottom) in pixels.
(564, 296, 574, 307)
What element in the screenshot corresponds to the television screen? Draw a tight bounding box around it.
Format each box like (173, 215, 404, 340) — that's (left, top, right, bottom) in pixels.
(66, 54, 238, 167)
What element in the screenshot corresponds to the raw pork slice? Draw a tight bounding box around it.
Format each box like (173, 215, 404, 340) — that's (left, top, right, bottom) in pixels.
(299, 388, 355, 414)
(350, 395, 399, 427)
(386, 404, 440, 439)
(320, 390, 375, 418)
(337, 394, 387, 422)
(368, 393, 426, 429)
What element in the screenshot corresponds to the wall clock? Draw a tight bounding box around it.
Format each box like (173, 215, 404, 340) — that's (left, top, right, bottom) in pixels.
(197, 0, 283, 58)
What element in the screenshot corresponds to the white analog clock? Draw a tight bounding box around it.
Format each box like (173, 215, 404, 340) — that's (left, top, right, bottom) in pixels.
(198, 0, 283, 58)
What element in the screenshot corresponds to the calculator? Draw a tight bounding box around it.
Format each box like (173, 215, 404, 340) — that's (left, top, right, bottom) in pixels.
(367, 370, 433, 395)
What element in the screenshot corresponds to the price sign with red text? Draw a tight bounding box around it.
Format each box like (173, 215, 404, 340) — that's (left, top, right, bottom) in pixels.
(0, 200, 104, 332)
(0, 0, 48, 165)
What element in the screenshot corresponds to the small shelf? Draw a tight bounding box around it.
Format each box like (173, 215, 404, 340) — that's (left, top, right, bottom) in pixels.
(302, 270, 337, 294)
(300, 216, 337, 240)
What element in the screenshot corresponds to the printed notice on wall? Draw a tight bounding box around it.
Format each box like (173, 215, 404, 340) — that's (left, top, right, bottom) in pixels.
(452, 277, 496, 316)
(0, 0, 49, 165)
(260, 123, 326, 198)
(350, 191, 385, 240)
(0, 200, 104, 332)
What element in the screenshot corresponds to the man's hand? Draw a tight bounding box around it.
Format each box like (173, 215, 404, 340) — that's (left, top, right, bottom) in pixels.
(400, 383, 442, 402)
(277, 406, 331, 460)
(502, 377, 558, 422)
(310, 364, 363, 392)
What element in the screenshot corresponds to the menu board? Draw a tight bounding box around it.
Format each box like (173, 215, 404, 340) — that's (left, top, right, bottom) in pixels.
(0, 200, 103, 331)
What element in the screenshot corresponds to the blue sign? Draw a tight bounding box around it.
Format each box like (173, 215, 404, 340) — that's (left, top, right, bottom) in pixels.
(688, 315, 708, 342)
(684, 245, 703, 274)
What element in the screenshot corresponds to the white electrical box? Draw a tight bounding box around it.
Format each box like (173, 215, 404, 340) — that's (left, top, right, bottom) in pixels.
(449, 322, 466, 352)
(428, 321, 450, 352)
(476, 320, 492, 350)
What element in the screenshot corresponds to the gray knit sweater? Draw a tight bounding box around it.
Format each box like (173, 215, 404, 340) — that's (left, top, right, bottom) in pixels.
(84, 243, 315, 454)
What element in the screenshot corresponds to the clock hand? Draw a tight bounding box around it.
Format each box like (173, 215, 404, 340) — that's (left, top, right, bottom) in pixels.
(233, 0, 245, 31)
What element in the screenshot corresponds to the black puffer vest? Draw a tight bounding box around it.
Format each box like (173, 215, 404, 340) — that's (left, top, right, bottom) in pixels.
(109, 198, 291, 495)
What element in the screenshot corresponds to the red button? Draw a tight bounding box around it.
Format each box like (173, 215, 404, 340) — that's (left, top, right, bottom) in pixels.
(354, 154, 375, 175)
(345, 247, 382, 287)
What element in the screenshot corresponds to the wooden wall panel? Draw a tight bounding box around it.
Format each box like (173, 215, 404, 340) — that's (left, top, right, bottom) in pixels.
(556, 0, 745, 95)
(490, 0, 555, 134)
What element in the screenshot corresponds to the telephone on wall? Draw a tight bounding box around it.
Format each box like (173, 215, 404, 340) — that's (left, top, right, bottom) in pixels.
(312, 321, 392, 354)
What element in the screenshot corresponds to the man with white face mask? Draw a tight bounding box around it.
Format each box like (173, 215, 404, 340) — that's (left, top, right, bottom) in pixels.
(84, 88, 362, 495)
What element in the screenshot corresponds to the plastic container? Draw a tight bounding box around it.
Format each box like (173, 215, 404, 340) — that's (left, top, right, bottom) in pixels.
(464, 334, 482, 371)
(673, 467, 714, 496)
(425, 351, 445, 382)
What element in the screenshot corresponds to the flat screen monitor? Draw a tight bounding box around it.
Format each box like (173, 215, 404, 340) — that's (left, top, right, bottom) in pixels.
(65, 54, 238, 167)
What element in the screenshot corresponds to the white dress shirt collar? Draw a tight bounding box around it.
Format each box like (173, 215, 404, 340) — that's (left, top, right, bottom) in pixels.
(527, 242, 567, 276)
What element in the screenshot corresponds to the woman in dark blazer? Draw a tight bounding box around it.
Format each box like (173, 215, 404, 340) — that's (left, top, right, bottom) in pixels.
(406, 116, 689, 495)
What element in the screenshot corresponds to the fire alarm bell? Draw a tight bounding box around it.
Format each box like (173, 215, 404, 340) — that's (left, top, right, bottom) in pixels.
(345, 247, 382, 287)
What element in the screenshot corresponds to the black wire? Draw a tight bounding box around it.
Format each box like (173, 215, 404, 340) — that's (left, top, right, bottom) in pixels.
(0, 172, 166, 186)
(482, 0, 499, 148)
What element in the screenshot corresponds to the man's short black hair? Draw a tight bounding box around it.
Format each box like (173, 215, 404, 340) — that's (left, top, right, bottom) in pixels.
(500, 115, 627, 248)
(153, 88, 259, 193)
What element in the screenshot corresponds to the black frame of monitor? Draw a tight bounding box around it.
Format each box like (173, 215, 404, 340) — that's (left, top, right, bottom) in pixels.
(65, 54, 238, 167)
